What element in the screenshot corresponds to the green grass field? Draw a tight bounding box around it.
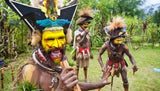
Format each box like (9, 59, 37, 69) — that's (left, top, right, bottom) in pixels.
(0, 46, 160, 91)
(66, 46, 160, 91)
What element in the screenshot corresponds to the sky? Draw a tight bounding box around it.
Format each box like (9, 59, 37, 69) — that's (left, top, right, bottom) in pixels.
(141, 0, 160, 8)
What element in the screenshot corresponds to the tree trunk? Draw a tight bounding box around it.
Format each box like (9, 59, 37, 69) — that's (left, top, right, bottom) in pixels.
(21, 23, 24, 51)
(7, 27, 11, 58)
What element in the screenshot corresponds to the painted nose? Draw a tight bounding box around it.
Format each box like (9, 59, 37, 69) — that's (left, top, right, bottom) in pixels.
(54, 39, 62, 48)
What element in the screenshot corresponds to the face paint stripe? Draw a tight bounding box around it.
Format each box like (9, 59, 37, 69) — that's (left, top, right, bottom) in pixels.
(56, 39, 59, 48)
(47, 44, 52, 48)
(42, 30, 66, 52)
(45, 39, 49, 42)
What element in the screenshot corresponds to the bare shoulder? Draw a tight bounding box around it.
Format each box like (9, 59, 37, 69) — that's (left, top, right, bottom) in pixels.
(101, 42, 109, 49)
(122, 43, 129, 50)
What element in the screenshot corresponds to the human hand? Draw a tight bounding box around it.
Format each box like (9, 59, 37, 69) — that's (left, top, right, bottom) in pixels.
(90, 54, 93, 59)
(56, 67, 78, 91)
(85, 28, 89, 34)
(99, 77, 111, 87)
(81, 29, 89, 36)
(132, 64, 138, 75)
(102, 66, 106, 73)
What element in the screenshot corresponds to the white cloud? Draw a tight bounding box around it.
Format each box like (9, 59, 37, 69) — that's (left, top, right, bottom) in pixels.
(143, 0, 160, 7)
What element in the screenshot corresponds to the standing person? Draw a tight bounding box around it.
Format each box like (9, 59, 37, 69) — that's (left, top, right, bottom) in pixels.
(5, 0, 110, 91)
(73, 7, 93, 82)
(98, 16, 138, 91)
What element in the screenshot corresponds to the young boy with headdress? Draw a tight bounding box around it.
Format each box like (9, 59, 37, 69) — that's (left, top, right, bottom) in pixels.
(73, 7, 93, 82)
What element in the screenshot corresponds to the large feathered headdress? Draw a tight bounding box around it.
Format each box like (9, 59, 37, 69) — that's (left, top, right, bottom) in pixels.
(104, 16, 127, 40)
(76, 7, 93, 25)
(5, 0, 78, 45)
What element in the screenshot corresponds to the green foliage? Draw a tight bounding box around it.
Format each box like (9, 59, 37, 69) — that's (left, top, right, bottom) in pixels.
(70, 0, 147, 48)
(19, 59, 26, 63)
(17, 0, 31, 5)
(91, 31, 104, 48)
(0, 0, 30, 59)
(68, 59, 76, 67)
(152, 7, 160, 25)
(147, 23, 160, 47)
(65, 45, 76, 67)
(116, 0, 144, 16)
(125, 16, 139, 44)
(125, 15, 160, 47)
(66, 44, 73, 51)
(17, 81, 37, 91)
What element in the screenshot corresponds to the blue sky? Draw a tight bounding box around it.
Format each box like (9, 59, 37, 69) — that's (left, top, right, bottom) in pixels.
(141, 0, 160, 8)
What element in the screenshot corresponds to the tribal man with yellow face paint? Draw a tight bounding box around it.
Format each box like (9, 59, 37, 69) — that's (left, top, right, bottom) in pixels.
(42, 28, 66, 52)
(98, 17, 138, 91)
(6, 0, 111, 90)
(41, 27, 66, 65)
(30, 26, 68, 67)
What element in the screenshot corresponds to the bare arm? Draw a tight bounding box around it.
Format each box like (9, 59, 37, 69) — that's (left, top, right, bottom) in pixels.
(79, 29, 89, 45)
(56, 67, 110, 91)
(124, 45, 135, 65)
(78, 79, 110, 91)
(124, 45, 138, 73)
(98, 43, 107, 71)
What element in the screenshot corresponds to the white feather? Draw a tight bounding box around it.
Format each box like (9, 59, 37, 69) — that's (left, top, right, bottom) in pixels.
(30, 0, 64, 8)
(57, 0, 64, 8)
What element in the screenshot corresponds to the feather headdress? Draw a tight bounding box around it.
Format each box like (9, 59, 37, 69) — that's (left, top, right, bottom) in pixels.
(76, 7, 93, 25)
(30, 0, 44, 8)
(104, 16, 127, 40)
(78, 7, 93, 18)
(30, 0, 64, 8)
(107, 16, 126, 31)
(5, 0, 78, 46)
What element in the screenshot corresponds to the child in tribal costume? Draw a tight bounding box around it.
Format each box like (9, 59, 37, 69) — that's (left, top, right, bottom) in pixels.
(98, 17, 138, 91)
(5, 0, 110, 91)
(73, 7, 93, 82)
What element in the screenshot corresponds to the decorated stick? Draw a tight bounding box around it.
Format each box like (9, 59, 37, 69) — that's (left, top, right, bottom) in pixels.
(60, 60, 81, 91)
(10, 64, 14, 81)
(1, 69, 4, 89)
(97, 67, 112, 91)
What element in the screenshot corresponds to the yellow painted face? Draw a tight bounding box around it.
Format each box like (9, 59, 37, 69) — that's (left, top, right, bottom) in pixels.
(114, 37, 124, 45)
(82, 22, 89, 29)
(42, 30, 66, 52)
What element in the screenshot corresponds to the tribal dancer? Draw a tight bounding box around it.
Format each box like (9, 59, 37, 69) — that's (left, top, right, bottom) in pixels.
(98, 16, 138, 91)
(73, 7, 93, 82)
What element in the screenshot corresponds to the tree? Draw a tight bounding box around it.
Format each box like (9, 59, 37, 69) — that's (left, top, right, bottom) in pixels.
(0, 0, 29, 59)
(152, 6, 160, 25)
(113, 0, 145, 17)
